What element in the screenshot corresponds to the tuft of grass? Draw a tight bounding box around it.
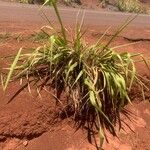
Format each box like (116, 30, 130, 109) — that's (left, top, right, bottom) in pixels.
(63, 0, 82, 6)
(1, 0, 149, 149)
(0, 33, 11, 43)
(0, 33, 25, 43)
(116, 0, 148, 14)
(19, 0, 45, 4)
(19, 0, 32, 4)
(29, 31, 50, 42)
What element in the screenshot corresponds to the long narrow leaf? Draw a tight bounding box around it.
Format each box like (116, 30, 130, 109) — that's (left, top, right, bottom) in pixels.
(3, 48, 22, 90)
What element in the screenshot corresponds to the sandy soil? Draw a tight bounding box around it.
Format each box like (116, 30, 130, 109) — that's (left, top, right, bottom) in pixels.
(0, 22, 150, 150)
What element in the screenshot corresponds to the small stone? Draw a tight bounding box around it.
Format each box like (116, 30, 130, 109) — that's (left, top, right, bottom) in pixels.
(23, 140, 28, 147)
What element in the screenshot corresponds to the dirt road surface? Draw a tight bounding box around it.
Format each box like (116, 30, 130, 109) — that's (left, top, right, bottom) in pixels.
(0, 1, 150, 27)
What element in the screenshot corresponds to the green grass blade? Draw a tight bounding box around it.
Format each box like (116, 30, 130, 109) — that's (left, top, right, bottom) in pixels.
(98, 126, 105, 149)
(3, 48, 22, 91)
(72, 70, 83, 87)
(103, 15, 137, 50)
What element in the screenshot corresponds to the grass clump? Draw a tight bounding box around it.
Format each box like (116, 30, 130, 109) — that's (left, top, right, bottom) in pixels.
(0, 33, 11, 43)
(116, 0, 148, 14)
(19, 0, 34, 4)
(28, 31, 50, 42)
(1, 0, 148, 148)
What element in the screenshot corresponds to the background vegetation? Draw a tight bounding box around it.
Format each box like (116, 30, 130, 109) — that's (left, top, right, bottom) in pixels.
(16, 0, 149, 14)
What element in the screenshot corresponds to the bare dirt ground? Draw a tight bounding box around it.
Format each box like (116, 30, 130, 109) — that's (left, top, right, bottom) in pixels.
(0, 22, 150, 150)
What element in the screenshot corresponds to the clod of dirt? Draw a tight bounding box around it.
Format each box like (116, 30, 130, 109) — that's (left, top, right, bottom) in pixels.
(22, 140, 28, 146)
